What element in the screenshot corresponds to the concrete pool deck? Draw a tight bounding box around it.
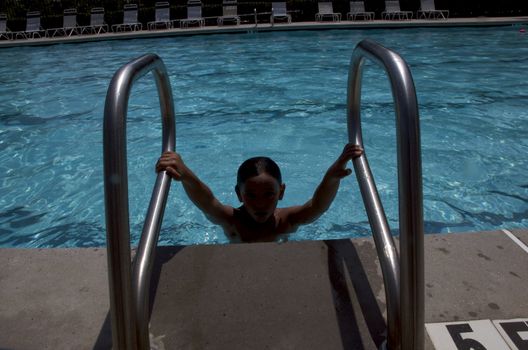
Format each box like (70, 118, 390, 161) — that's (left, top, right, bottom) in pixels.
(0, 16, 527, 48)
(1, 229, 527, 349)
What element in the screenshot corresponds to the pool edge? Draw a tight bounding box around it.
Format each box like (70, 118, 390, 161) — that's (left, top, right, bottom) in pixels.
(1, 228, 527, 348)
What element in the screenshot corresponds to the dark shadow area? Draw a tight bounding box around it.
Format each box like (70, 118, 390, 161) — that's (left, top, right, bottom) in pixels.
(325, 239, 387, 349)
(92, 245, 186, 349)
(93, 312, 112, 350)
(148, 246, 186, 318)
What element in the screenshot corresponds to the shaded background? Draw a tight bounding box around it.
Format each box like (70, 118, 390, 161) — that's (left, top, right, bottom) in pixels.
(1, 0, 527, 31)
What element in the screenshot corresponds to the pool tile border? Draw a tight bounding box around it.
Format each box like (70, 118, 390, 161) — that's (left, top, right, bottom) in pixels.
(1, 16, 527, 49)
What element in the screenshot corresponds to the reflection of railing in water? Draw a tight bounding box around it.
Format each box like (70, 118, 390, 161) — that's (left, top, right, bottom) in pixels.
(103, 53, 176, 349)
(347, 39, 424, 350)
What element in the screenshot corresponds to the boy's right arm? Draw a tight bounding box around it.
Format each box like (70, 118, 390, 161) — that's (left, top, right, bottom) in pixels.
(156, 152, 233, 226)
(284, 143, 363, 228)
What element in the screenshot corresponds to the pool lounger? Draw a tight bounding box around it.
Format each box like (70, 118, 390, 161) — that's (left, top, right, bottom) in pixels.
(315, 2, 341, 22)
(148, 2, 173, 30)
(46, 8, 80, 37)
(80, 7, 108, 35)
(15, 11, 46, 39)
(271, 2, 292, 24)
(180, 0, 205, 28)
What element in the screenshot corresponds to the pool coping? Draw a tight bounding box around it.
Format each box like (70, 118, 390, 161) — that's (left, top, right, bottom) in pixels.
(1, 16, 527, 48)
(1, 228, 527, 349)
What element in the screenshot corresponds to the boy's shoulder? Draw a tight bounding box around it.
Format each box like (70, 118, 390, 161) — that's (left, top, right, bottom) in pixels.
(276, 203, 319, 228)
(276, 206, 306, 230)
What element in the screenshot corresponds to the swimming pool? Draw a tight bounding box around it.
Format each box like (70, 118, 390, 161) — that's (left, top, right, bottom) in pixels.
(0, 27, 527, 247)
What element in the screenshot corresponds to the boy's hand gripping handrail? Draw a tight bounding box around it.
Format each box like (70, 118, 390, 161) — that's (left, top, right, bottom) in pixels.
(104, 54, 176, 350)
(347, 39, 424, 350)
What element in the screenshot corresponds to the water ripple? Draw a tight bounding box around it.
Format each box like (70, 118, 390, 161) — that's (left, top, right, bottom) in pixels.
(0, 27, 527, 247)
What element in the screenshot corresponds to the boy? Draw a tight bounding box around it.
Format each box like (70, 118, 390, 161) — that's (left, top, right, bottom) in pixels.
(156, 143, 363, 242)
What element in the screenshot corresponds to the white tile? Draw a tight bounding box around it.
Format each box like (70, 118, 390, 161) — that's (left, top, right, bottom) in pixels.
(492, 318, 528, 350)
(426, 319, 511, 350)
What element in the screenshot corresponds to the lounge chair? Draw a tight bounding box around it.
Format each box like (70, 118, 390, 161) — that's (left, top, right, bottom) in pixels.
(382, 1, 413, 20)
(271, 2, 292, 24)
(15, 11, 46, 39)
(80, 8, 108, 34)
(315, 2, 341, 22)
(180, 0, 205, 28)
(0, 13, 12, 40)
(347, 1, 374, 21)
(217, 0, 240, 26)
(112, 4, 143, 32)
(47, 8, 80, 37)
(148, 2, 172, 30)
(417, 0, 449, 19)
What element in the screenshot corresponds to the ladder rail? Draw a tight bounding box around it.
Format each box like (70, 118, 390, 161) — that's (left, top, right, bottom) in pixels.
(102, 42, 422, 349)
(103, 53, 176, 350)
(347, 39, 424, 350)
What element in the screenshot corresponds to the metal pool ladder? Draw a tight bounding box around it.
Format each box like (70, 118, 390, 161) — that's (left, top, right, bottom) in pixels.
(347, 39, 424, 350)
(103, 39, 423, 350)
(103, 53, 176, 350)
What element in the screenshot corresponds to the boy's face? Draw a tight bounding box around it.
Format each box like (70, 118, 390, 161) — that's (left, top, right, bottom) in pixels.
(236, 173, 285, 223)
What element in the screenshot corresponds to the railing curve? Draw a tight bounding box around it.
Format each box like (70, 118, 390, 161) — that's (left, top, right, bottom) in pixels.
(347, 39, 424, 350)
(103, 54, 176, 350)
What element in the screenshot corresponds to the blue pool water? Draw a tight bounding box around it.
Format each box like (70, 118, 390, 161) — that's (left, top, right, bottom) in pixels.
(0, 27, 527, 247)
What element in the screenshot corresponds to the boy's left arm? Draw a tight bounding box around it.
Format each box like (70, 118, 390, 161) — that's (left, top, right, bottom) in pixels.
(286, 143, 363, 226)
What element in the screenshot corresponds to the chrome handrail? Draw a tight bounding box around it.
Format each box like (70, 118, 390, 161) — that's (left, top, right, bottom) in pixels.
(102, 42, 422, 349)
(347, 39, 424, 350)
(104, 54, 176, 350)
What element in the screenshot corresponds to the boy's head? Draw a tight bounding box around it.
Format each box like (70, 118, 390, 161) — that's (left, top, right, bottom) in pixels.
(235, 157, 285, 223)
(237, 157, 282, 186)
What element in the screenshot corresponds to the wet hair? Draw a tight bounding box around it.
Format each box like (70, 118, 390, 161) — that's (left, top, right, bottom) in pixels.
(237, 157, 282, 186)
